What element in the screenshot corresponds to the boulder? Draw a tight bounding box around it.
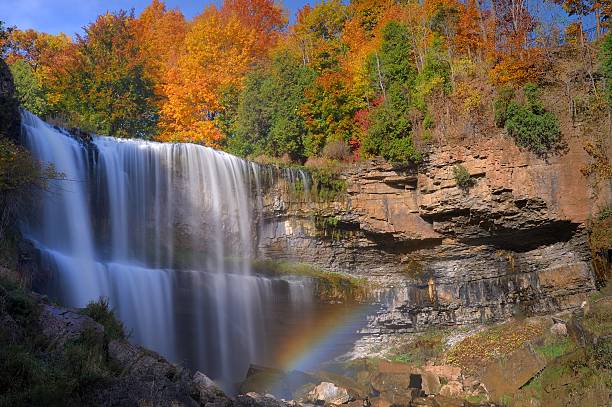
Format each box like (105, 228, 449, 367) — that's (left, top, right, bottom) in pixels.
(438, 381, 464, 398)
(420, 372, 441, 395)
(477, 344, 546, 402)
(308, 382, 351, 404)
(550, 322, 568, 336)
(84, 375, 200, 407)
(421, 365, 462, 382)
(108, 339, 180, 380)
(191, 371, 227, 404)
(235, 392, 288, 407)
(429, 396, 467, 407)
(39, 304, 104, 347)
(240, 365, 319, 400)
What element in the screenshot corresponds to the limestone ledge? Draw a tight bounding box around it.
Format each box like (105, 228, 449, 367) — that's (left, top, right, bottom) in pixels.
(257, 138, 607, 332)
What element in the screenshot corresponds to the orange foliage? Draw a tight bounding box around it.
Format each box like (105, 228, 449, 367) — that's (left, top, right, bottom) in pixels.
(158, 0, 285, 144)
(159, 7, 251, 144)
(132, 0, 187, 91)
(221, 0, 286, 55)
(7, 29, 74, 109)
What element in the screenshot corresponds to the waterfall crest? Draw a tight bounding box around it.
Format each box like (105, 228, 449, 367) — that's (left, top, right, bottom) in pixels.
(20, 111, 312, 387)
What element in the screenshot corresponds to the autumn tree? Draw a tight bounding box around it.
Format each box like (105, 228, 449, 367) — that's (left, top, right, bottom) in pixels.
(159, 7, 255, 144)
(455, 0, 486, 60)
(160, 0, 284, 145)
(490, 0, 545, 85)
(5, 29, 73, 115)
(548, 0, 611, 40)
(221, 0, 287, 55)
(132, 0, 187, 97)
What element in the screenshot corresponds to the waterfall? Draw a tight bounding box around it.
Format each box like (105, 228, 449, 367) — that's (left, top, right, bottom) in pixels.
(19, 111, 314, 389)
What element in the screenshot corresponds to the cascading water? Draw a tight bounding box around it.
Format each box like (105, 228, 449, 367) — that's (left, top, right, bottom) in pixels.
(19, 111, 326, 389)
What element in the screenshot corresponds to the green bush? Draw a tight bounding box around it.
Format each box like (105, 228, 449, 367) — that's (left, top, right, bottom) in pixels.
(453, 164, 475, 188)
(81, 298, 125, 341)
(9, 60, 49, 117)
(498, 84, 560, 155)
(362, 97, 422, 163)
(0, 279, 119, 406)
(310, 167, 347, 201)
(494, 86, 515, 127)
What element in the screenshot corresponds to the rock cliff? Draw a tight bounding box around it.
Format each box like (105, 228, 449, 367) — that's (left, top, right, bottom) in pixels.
(0, 58, 21, 141)
(257, 136, 608, 334)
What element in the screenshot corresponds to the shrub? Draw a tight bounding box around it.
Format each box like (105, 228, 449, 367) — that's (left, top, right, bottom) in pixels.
(497, 84, 560, 155)
(304, 160, 347, 201)
(494, 86, 515, 127)
(453, 164, 475, 188)
(322, 140, 351, 161)
(81, 298, 125, 340)
(311, 168, 347, 201)
(0, 138, 63, 241)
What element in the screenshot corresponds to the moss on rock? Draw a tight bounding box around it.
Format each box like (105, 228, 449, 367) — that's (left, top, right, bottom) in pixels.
(252, 259, 367, 303)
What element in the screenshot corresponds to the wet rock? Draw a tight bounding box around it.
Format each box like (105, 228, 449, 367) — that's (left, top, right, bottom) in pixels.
(191, 371, 228, 404)
(438, 381, 463, 398)
(371, 372, 412, 393)
(316, 371, 369, 400)
(241, 365, 320, 401)
(235, 392, 289, 407)
(308, 382, 351, 405)
(39, 304, 104, 347)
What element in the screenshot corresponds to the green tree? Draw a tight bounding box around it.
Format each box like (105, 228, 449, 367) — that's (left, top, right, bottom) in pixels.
(229, 50, 316, 160)
(363, 21, 421, 163)
(9, 59, 48, 116)
(414, 34, 452, 111)
(301, 71, 364, 157)
(65, 11, 158, 138)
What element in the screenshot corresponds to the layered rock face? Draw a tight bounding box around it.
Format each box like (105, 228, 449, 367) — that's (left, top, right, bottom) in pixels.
(257, 136, 607, 333)
(0, 59, 21, 141)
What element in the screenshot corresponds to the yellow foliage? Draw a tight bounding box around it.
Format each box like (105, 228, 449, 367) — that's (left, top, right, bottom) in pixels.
(132, 0, 187, 96)
(454, 81, 483, 113)
(490, 47, 547, 86)
(159, 6, 257, 145)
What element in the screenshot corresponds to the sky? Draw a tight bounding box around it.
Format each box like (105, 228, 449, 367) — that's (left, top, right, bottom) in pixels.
(0, 0, 592, 39)
(0, 0, 313, 37)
